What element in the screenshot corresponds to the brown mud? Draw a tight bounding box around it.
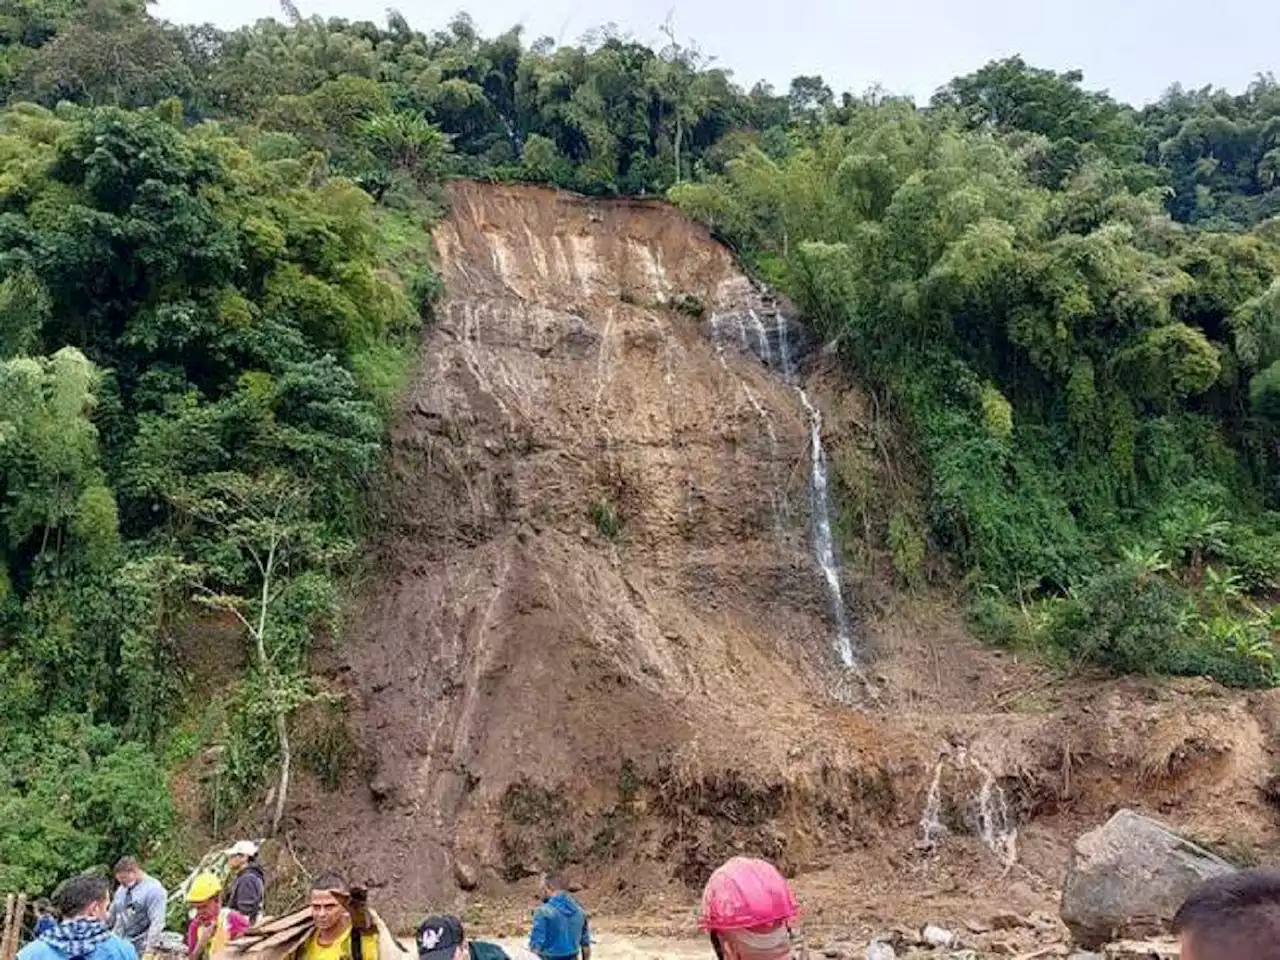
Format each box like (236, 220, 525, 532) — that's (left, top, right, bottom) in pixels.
(286, 181, 1280, 937)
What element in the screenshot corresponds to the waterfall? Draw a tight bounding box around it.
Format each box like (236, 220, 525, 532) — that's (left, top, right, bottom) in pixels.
(706, 297, 856, 670)
(917, 748, 1018, 866)
(919, 757, 948, 848)
(971, 755, 1018, 866)
(775, 311, 794, 381)
(798, 389, 855, 668)
(748, 310, 773, 368)
(709, 313, 727, 368)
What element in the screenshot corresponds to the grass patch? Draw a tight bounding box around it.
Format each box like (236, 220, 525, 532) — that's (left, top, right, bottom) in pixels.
(666, 293, 706, 318)
(590, 499, 625, 541)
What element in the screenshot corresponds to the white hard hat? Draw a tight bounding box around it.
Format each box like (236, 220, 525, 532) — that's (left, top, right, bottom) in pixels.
(226, 840, 259, 857)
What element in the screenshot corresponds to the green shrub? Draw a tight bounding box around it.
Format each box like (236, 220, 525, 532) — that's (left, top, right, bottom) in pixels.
(1043, 561, 1276, 687)
(589, 499, 624, 541)
(667, 293, 706, 318)
(1222, 528, 1280, 594)
(966, 593, 1032, 649)
(1047, 562, 1190, 675)
(888, 508, 927, 588)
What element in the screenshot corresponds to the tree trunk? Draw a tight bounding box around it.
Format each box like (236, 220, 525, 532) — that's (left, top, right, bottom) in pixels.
(270, 705, 291, 835)
(674, 113, 683, 184)
(258, 526, 293, 836)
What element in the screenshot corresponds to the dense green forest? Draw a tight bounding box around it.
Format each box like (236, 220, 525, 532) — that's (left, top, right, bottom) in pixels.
(0, 0, 1277, 891)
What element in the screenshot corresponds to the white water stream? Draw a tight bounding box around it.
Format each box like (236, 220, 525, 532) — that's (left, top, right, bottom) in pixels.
(707, 297, 855, 669)
(918, 748, 1018, 867)
(798, 387, 855, 668)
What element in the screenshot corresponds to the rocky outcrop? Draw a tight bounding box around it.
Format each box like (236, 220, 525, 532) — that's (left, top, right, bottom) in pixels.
(1060, 809, 1234, 947)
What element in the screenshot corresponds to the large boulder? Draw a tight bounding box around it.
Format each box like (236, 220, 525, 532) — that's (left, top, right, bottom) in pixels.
(1060, 809, 1235, 947)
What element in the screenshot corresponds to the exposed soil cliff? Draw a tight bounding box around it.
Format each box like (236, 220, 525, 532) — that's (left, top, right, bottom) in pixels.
(290, 182, 1280, 933)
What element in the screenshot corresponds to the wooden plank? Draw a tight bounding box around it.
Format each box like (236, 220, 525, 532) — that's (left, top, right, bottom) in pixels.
(1, 893, 19, 960)
(372, 911, 413, 960)
(233, 923, 311, 950)
(15, 895, 29, 960)
(242, 909, 313, 938)
(215, 928, 311, 960)
(237, 924, 311, 950)
(243, 924, 316, 954)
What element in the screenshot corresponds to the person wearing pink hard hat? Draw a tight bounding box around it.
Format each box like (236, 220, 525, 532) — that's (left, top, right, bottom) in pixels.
(699, 858, 801, 960)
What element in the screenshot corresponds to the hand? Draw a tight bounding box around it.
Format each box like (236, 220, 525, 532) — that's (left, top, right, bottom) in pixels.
(330, 888, 372, 934)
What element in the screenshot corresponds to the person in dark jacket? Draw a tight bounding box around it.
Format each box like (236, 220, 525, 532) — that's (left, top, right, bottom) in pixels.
(528, 875, 590, 960)
(224, 842, 265, 923)
(416, 916, 522, 960)
(20, 875, 136, 960)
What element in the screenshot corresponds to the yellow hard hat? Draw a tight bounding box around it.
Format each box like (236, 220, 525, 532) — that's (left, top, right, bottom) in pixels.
(186, 872, 223, 904)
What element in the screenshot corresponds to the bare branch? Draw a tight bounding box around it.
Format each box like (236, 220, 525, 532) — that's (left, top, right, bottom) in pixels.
(193, 585, 257, 637)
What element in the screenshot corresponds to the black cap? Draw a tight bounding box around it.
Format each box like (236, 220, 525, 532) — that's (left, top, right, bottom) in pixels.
(416, 916, 465, 960)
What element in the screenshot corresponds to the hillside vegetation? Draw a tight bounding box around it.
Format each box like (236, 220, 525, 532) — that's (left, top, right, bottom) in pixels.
(0, 0, 1277, 891)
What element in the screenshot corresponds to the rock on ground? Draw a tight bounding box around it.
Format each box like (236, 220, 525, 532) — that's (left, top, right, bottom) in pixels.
(1060, 809, 1234, 947)
(453, 860, 479, 891)
(920, 926, 956, 949)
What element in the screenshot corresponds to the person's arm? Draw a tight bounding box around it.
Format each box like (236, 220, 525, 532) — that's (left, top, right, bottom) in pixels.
(225, 877, 246, 917)
(527, 910, 547, 957)
(144, 883, 167, 951)
(579, 917, 591, 960)
(191, 922, 215, 960)
(226, 913, 251, 943)
(246, 875, 265, 917)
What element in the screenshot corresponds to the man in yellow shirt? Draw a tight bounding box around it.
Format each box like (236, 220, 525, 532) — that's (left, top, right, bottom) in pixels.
(297, 873, 378, 960)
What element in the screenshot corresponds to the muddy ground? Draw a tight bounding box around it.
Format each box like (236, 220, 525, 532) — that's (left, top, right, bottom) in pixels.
(262, 182, 1280, 934)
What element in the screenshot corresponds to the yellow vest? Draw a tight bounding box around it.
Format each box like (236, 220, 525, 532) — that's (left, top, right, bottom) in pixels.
(298, 928, 380, 960)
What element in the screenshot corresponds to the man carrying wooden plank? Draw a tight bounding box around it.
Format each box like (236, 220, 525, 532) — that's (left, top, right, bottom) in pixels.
(294, 874, 377, 960)
(212, 872, 410, 960)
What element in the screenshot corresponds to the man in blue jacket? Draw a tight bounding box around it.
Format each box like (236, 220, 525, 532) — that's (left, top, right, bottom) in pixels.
(528, 875, 590, 960)
(20, 874, 137, 960)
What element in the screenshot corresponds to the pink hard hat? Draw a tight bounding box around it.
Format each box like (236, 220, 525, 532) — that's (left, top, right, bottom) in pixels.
(699, 857, 800, 933)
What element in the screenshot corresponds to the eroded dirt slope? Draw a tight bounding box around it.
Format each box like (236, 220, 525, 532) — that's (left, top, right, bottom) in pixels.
(291, 182, 1280, 932)
(293, 182, 883, 916)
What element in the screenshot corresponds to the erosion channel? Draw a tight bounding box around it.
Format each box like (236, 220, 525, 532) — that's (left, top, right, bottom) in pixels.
(293, 182, 1280, 939)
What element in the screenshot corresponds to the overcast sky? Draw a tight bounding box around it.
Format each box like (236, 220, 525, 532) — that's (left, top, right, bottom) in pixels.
(150, 0, 1278, 107)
